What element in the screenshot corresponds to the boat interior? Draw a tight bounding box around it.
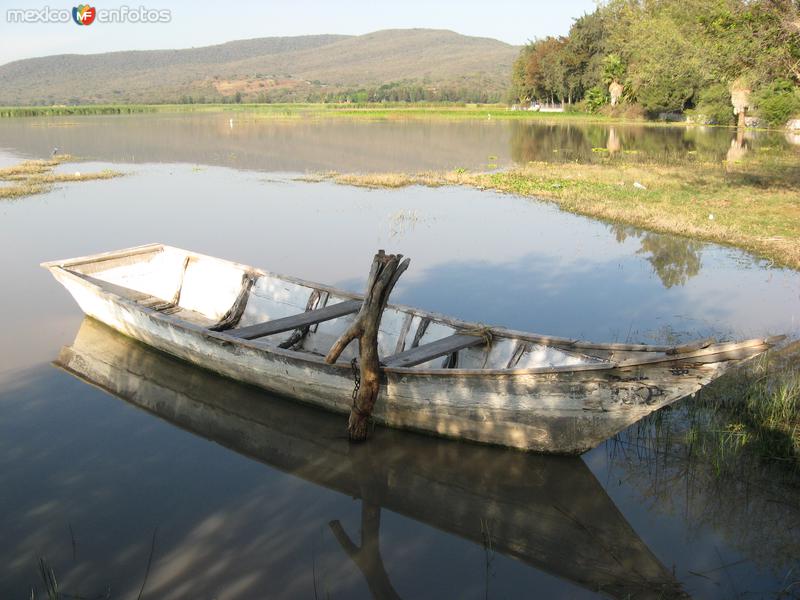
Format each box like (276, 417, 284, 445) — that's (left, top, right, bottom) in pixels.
(48, 244, 774, 372)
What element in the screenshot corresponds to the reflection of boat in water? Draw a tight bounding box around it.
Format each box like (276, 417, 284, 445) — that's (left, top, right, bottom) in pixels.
(56, 318, 684, 599)
(43, 244, 779, 454)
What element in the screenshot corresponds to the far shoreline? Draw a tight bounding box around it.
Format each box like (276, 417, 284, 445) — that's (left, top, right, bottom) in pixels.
(0, 102, 783, 131)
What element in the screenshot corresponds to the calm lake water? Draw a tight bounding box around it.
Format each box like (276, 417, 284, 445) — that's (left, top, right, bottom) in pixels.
(0, 114, 798, 599)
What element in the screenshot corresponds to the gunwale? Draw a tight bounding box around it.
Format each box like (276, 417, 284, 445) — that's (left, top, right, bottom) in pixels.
(41, 242, 780, 378)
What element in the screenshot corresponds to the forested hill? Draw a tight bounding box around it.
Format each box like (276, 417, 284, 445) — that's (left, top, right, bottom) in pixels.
(511, 0, 800, 125)
(0, 29, 518, 105)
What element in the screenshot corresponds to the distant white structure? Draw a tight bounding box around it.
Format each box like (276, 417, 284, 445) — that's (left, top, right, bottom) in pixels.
(509, 101, 563, 113)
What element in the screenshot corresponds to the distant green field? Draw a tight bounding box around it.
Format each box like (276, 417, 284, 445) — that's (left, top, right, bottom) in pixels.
(0, 104, 160, 117)
(0, 103, 616, 121)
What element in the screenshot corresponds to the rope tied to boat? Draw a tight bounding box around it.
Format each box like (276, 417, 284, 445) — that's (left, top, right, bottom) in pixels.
(458, 325, 494, 368)
(458, 325, 494, 347)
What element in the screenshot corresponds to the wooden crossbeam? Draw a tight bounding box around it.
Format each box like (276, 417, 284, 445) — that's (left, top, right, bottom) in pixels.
(224, 299, 362, 340)
(382, 334, 485, 368)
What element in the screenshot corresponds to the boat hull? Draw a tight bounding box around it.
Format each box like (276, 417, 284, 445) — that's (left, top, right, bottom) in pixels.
(48, 261, 745, 454)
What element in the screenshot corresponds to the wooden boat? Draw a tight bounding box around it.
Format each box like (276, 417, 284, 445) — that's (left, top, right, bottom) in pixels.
(54, 317, 683, 599)
(43, 243, 781, 454)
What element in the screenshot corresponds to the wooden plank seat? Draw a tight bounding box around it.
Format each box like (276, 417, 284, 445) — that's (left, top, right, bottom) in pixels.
(382, 334, 485, 368)
(224, 299, 362, 340)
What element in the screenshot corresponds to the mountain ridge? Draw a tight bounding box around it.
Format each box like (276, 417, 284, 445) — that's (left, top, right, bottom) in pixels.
(0, 29, 518, 104)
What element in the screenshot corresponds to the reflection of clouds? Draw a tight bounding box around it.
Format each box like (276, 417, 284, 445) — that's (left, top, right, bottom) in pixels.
(668, 254, 800, 339)
(0, 368, 366, 598)
(144, 490, 343, 600)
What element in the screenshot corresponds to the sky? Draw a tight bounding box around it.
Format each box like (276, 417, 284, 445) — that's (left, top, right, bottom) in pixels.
(0, 0, 598, 65)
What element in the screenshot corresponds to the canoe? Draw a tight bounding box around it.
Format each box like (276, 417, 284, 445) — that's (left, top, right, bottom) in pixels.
(55, 317, 683, 599)
(43, 243, 781, 454)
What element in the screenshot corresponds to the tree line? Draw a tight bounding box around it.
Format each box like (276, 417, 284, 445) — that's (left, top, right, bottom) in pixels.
(511, 0, 800, 124)
(176, 81, 505, 105)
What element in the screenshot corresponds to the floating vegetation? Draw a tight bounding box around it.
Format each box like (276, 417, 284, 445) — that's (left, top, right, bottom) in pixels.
(0, 155, 122, 200)
(385, 208, 423, 239)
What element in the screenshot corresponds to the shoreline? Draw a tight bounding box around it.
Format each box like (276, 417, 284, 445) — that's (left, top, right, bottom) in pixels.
(0, 103, 784, 131)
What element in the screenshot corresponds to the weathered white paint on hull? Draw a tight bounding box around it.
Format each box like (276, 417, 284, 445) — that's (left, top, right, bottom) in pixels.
(44, 244, 777, 454)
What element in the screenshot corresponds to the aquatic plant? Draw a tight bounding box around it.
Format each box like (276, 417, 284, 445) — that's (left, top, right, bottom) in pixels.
(693, 342, 800, 468)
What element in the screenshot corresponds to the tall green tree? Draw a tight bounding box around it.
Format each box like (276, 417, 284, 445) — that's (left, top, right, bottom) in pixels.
(510, 0, 800, 117)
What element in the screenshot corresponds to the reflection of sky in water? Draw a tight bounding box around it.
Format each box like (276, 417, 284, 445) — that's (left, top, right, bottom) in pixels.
(0, 366, 598, 598)
(0, 145, 797, 597)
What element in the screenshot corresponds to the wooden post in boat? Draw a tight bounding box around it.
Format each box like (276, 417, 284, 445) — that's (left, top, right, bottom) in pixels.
(324, 250, 410, 441)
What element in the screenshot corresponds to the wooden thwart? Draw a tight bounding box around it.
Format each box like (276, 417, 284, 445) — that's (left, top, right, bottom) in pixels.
(224, 299, 362, 340)
(383, 334, 485, 368)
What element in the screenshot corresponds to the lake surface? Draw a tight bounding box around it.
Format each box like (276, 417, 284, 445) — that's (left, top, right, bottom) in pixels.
(1, 111, 797, 171)
(0, 114, 798, 599)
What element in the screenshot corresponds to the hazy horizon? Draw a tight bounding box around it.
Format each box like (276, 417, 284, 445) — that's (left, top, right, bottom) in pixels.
(0, 0, 597, 65)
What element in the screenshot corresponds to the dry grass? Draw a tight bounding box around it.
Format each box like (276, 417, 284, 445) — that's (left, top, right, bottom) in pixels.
(0, 155, 122, 199)
(320, 151, 800, 269)
(333, 172, 446, 188)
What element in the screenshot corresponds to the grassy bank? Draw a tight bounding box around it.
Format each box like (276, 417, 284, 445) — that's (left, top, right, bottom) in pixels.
(642, 340, 800, 471)
(693, 341, 800, 469)
(319, 148, 800, 270)
(0, 155, 122, 199)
